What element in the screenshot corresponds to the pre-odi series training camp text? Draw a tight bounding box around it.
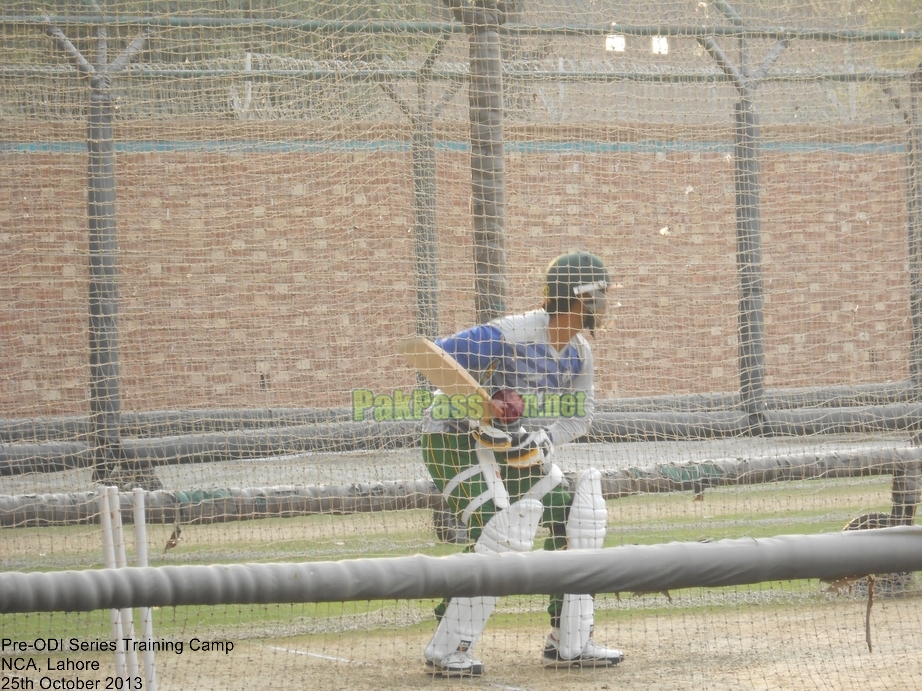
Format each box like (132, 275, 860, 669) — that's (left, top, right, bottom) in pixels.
(2, 638, 233, 690)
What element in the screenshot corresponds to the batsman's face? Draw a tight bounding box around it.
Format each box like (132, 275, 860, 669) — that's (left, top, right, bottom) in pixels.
(574, 282, 608, 320)
(582, 288, 607, 320)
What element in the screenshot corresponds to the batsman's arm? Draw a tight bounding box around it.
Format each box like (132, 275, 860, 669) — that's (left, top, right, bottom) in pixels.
(435, 324, 506, 377)
(544, 342, 595, 446)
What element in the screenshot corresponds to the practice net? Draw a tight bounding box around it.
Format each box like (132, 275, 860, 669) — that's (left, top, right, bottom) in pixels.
(2, 2, 922, 690)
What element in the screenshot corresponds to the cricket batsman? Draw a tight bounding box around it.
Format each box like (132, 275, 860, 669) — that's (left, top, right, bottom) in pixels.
(421, 251, 624, 676)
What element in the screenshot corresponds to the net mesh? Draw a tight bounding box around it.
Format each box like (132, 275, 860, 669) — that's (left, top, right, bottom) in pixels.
(2, 1, 922, 689)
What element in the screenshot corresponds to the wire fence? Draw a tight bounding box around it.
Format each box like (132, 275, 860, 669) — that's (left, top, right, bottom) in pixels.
(2, 2, 922, 689)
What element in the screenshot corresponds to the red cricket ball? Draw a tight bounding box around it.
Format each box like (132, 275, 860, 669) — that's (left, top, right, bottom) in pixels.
(490, 389, 525, 424)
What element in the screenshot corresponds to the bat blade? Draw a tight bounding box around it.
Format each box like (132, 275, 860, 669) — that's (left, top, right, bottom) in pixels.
(398, 337, 492, 424)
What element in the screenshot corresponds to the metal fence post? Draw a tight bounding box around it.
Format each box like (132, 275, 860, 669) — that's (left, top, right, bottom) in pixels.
(449, 0, 507, 322)
(734, 100, 767, 432)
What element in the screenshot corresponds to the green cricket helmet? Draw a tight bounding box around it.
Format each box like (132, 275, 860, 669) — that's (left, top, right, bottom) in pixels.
(543, 251, 611, 334)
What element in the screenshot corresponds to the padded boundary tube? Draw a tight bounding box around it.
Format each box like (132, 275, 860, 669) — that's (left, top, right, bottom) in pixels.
(2, 528, 921, 614)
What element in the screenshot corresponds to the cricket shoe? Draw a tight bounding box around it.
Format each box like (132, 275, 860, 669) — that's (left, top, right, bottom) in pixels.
(425, 650, 485, 677)
(542, 632, 624, 668)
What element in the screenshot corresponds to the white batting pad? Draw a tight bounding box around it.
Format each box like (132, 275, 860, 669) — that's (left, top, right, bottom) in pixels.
(424, 497, 542, 662)
(558, 593, 594, 659)
(474, 499, 544, 554)
(566, 468, 607, 550)
(558, 468, 607, 657)
(424, 595, 498, 662)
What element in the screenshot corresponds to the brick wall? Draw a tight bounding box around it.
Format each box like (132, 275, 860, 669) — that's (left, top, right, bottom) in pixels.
(0, 121, 910, 416)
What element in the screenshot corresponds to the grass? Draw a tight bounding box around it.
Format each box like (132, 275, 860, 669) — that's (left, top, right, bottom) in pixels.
(605, 477, 893, 545)
(2, 476, 894, 570)
(0, 475, 901, 643)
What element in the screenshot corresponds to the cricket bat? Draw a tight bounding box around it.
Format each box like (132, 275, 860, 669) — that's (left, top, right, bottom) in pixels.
(398, 337, 493, 425)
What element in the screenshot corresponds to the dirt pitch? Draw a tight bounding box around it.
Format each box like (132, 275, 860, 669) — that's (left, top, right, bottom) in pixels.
(98, 590, 920, 691)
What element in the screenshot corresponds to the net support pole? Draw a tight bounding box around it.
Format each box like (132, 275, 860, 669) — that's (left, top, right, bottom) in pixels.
(908, 66, 922, 395)
(453, 0, 507, 322)
(44, 19, 151, 487)
(734, 99, 767, 433)
(699, 19, 787, 435)
(899, 64, 922, 525)
(45, 18, 149, 485)
(411, 37, 445, 341)
(42, 19, 122, 483)
(88, 51, 123, 484)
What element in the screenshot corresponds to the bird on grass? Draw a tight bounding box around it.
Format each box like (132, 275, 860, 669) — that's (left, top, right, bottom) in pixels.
(163, 525, 182, 553)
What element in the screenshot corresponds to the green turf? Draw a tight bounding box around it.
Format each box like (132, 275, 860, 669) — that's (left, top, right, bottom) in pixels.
(1, 477, 893, 571)
(0, 476, 901, 642)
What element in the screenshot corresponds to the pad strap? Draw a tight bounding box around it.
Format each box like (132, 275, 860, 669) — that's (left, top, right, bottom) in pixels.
(442, 464, 485, 500)
(518, 463, 565, 504)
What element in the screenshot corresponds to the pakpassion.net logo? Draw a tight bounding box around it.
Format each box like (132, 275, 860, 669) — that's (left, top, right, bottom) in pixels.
(352, 389, 588, 422)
